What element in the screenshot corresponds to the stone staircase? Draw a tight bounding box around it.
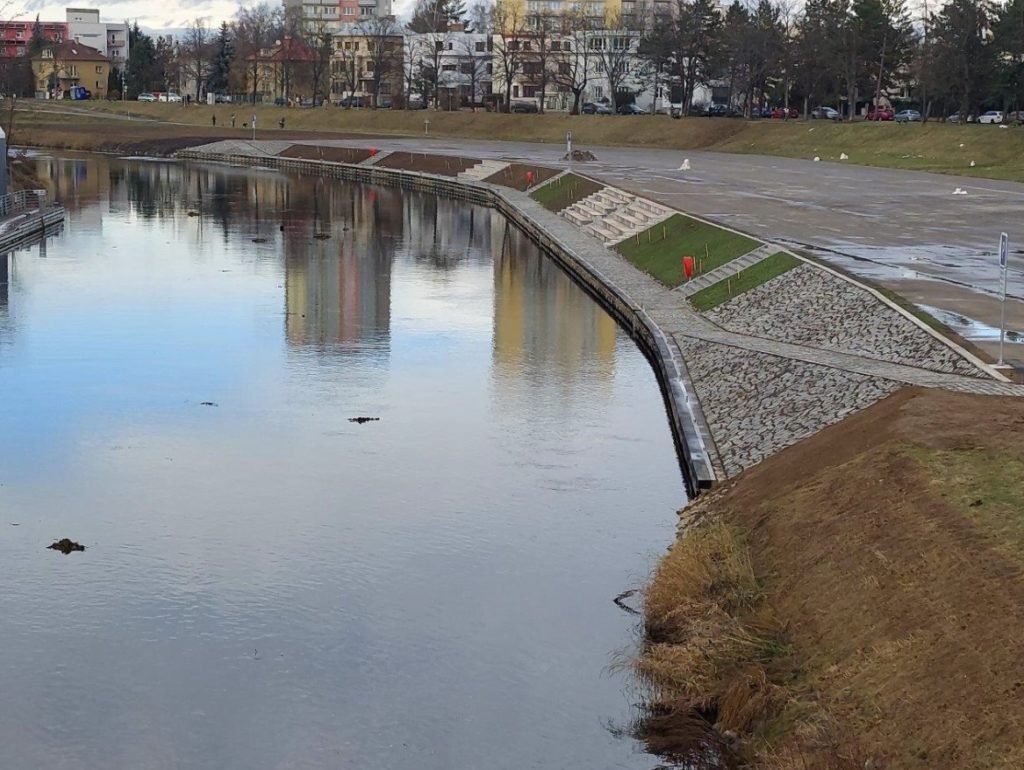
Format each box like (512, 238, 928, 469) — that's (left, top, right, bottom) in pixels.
(676, 245, 776, 297)
(458, 159, 510, 181)
(560, 187, 674, 245)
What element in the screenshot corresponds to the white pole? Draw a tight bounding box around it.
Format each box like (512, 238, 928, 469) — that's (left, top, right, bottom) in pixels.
(998, 231, 1009, 366)
(252, 114, 256, 142)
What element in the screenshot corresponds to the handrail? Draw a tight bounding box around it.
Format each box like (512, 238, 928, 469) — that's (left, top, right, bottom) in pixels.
(0, 189, 47, 219)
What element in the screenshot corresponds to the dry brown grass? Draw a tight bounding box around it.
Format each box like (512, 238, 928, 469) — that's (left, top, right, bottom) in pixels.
(640, 387, 1024, 770)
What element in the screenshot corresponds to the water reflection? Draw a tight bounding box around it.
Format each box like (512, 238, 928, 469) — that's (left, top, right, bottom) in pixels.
(0, 153, 683, 770)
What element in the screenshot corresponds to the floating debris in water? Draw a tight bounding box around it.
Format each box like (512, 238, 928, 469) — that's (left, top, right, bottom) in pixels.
(348, 417, 379, 424)
(200, 401, 218, 407)
(313, 233, 331, 240)
(48, 538, 85, 554)
(613, 589, 641, 615)
(187, 210, 200, 217)
(252, 237, 268, 243)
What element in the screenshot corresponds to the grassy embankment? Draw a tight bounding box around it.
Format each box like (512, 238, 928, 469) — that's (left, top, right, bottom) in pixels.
(637, 387, 1024, 770)
(615, 214, 760, 288)
(19, 100, 1024, 182)
(689, 252, 801, 310)
(529, 172, 603, 212)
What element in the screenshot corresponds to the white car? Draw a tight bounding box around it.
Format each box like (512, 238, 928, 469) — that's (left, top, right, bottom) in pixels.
(137, 92, 156, 102)
(978, 110, 1004, 124)
(159, 92, 183, 103)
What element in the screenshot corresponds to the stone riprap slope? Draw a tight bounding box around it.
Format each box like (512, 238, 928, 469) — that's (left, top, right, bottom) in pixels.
(677, 337, 901, 476)
(704, 264, 985, 378)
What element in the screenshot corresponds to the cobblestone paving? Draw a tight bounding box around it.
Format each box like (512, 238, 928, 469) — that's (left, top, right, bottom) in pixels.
(675, 336, 902, 477)
(706, 264, 985, 378)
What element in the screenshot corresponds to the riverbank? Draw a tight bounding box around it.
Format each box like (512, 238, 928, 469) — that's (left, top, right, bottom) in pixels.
(638, 386, 1024, 769)
(13, 100, 1024, 182)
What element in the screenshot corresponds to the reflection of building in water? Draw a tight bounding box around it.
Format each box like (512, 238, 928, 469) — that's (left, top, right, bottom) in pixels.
(283, 181, 394, 356)
(400, 193, 492, 269)
(492, 219, 617, 380)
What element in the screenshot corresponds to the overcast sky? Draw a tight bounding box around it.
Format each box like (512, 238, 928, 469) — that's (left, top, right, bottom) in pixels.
(13, 0, 418, 33)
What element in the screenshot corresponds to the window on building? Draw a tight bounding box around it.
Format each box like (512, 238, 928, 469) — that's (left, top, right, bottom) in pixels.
(593, 85, 603, 98)
(475, 41, 484, 52)
(442, 63, 456, 71)
(96, 65, 103, 73)
(512, 85, 519, 97)
(460, 62, 473, 75)
(344, 7, 354, 13)
(486, 63, 492, 74)
(446, 41, 453, 49)
(523, 85, 536, 97)
(435, 40, 443, 51)
(589, 37, 605, 50)
(550, 41, 559, 51)
(612, 36, 628, 50)
(564, 41, 571, 51)
(360, 6, 374, 14)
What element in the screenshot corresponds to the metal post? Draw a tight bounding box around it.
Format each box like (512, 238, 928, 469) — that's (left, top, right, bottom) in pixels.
(252, 114, 256, 142)
(998, 231, 1009, 366)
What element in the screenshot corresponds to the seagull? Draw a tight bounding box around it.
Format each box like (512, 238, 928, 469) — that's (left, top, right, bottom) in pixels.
(840, 152, 849, 160)
(813, 156, 820, 162)
(970, 160, 976, 167)
(952, 187, 968, 195)
(679, 159, 691, 171)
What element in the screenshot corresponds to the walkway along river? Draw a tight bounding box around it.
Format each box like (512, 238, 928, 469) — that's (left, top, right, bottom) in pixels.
(0, 153, 686, 769)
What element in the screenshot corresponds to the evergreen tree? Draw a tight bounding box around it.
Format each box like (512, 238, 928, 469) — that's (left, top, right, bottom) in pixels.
(29, 15, 47, 57)
(207, 22, 234, 94)
(126, 22, 158, 97)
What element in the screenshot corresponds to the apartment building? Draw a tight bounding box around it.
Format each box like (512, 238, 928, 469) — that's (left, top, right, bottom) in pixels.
(404, 30, 492, 108)
(65, 8, 129, 66)
(330, 24, 403, 106)
(284, 0, 394, 33)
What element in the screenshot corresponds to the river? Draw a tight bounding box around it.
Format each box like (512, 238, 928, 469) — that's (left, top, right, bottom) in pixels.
(0, 154, 685, 770)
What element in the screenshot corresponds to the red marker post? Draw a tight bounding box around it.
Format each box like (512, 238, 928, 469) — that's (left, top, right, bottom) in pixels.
(369, 147, 378, 157)
(525, 170, 535, 188)
(683, 255, 695, 281)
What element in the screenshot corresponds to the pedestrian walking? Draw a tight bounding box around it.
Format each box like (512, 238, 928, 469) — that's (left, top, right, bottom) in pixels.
(212, 114, 216, 127)
(231, 113, 236, 128)
(278, 117, 285, 129)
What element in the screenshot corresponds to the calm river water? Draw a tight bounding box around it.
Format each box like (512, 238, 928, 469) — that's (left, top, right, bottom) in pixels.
(0, 154, 684, 770)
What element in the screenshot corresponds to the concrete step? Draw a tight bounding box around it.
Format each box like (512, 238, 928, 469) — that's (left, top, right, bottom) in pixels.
(677, 245, 776, 297)
(457, 159, 510, 181)
(562, 208, 594, 227)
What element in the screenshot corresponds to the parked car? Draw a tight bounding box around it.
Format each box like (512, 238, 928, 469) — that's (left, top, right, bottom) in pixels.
(978, 110, 1004, 124)
(866, 107, 894, 121)
(894, 109, 921, 123)
(770, 106, 798, 119)
(137, 92, 156, 102)
(946, 112, 970, 123)
(617, 103, 647, 115)
(160, 92, 182, 103)
(214, 93, 232, 103)
(335, 95, 367, 108)
(581, 101, 613, 115)
(510, 100, 539, 113)
(810, 106, 841, 120)
(1006, 110, 1024, 124)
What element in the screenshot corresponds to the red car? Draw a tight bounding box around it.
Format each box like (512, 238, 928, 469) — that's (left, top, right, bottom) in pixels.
(770, 106, 799, 119)
(866, 107, 894, 121)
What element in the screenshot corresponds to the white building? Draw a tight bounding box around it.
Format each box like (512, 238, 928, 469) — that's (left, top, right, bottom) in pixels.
(405, 30, 492, 108)
(65, 8, 129, 66)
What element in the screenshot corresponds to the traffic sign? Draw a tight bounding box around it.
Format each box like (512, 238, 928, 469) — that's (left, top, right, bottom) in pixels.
(999, 231, 1009, 268)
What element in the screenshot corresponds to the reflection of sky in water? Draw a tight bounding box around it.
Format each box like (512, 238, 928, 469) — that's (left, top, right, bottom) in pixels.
(0, 157, 684, 770)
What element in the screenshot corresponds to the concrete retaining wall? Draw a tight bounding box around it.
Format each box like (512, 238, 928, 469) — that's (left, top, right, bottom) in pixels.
(178, 148, 716, 497)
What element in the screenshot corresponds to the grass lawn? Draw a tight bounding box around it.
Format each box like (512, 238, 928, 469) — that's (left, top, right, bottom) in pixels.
(689, 251, 800, 310)
(18, 101, 1024, 183)
(529, 172, 602, 212)
(616, 213, 759, 287)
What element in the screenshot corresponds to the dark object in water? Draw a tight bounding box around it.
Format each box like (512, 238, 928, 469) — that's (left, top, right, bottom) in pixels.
(49, 538, 85, 554)
(200, 401, 218, 407)
(613, 589, 641, 615)
(313, 233, 330, 240)
(252, 237, 268, 243)
(348, 417, 380, 424)
(187, 210, 200, 217)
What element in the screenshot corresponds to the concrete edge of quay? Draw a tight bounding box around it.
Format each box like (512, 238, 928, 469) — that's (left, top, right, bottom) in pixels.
(175, 146, 718, 498)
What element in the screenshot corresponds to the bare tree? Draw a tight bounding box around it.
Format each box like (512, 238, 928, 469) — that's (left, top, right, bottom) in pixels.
(233, 2, 281, 103)
(332, 37, 359, 106)
(307, 20, 333, 104)
(524, 11, 556, 111)
(182, 17, 211, 102)
(492, 0, 528, 109)
(593, 26, 653, 110)
(456, 33, 490, 108)
(552, 11, 594, 114)
(358, 16, 403, 107)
